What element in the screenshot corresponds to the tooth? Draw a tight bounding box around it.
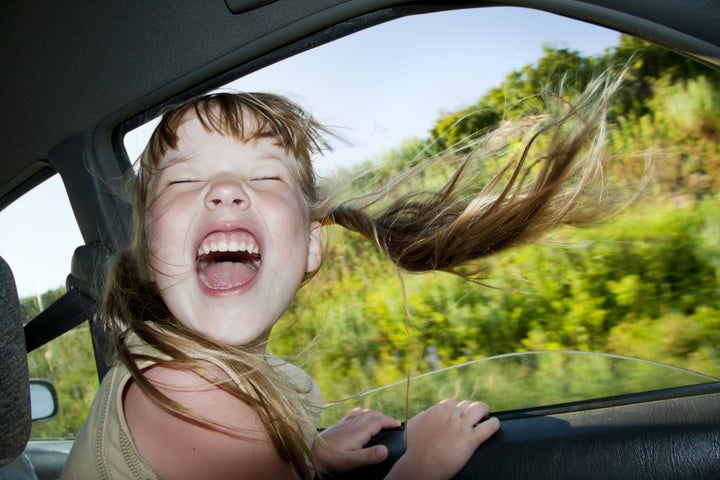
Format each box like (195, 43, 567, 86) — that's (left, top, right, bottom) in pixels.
(218, 241, 228, 252)
(210, 242, 218, 252)
(229, 240, 239, 252)
(238, 241, 247, 252)
(251, 245, 259, 254)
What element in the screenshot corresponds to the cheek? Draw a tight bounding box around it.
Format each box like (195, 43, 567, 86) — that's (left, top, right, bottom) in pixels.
(144, 226, 165, 282)
(265, 188, 309, 223)
(144, 213, 181, 276)
(144, 210, 165, 259)
(145, 194, 192, 253)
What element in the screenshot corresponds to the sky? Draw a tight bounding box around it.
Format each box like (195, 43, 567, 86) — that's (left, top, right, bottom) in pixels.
(1, 7, 620, 298)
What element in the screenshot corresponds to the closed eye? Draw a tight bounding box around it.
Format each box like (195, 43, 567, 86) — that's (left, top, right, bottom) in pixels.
(168, 179, 199, 185)
(251, 175, 282, 181)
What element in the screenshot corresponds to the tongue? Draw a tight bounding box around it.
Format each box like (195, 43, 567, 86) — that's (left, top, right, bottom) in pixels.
(201, 261, 256, 290)
(197, 230, 260, 290)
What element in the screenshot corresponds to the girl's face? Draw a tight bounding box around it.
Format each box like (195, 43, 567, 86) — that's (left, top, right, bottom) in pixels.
(145, 115, 322, 347)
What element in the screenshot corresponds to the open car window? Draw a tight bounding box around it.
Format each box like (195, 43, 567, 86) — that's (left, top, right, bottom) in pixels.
(0, 176, 82, 300)
(122, 6, 720, 428)
(126, 7, 621, 175)
(0, 176, 96, 439)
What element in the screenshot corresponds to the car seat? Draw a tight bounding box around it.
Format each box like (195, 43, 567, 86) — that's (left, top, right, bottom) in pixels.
(0, 255, 32, 466)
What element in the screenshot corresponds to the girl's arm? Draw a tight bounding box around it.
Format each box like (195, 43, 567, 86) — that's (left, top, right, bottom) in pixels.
(123, 364, 298, 480)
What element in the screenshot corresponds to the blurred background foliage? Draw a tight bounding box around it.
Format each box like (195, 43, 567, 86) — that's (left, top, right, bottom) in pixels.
(26, 35, 720, 436)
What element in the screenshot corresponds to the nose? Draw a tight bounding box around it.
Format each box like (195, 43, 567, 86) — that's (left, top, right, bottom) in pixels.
(205, 177, 249, 209)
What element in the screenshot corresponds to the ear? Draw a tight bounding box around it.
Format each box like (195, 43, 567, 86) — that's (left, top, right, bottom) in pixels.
(305, 221, 323, 273)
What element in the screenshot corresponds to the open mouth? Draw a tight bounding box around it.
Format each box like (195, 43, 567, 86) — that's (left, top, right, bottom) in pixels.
(196, 231, 261, 291)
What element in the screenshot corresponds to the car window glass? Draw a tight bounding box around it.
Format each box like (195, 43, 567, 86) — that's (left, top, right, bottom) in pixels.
(123, 6, 720, 424)
(0, 176, 82, 298)
(0, 175, 96, 439)
(27, 326, 96, 439)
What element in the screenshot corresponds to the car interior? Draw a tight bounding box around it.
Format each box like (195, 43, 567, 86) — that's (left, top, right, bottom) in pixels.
(2, 1, 720, 479)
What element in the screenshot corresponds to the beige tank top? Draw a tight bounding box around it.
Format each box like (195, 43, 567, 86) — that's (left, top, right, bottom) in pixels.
(61, 352, 321, 479)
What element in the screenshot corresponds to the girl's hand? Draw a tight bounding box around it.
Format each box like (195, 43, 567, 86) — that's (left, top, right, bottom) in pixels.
(387, 399, 500, 480)
(313, 408, 402, 473)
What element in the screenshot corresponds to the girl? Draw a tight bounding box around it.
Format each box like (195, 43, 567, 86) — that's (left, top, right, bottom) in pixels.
(62, 78, 615, 479)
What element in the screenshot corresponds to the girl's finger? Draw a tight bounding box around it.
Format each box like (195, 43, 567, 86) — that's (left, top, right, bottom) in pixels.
(463, 401, 491, 425)
(344, 407, 366, 419)
(339, 444, 389, 471)
(472, 416, 501, 443)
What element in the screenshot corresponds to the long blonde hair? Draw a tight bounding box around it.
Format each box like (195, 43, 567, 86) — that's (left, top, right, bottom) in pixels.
(105, 74, 620, 478)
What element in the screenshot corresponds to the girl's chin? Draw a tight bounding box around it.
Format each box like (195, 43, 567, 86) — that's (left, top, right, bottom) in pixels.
(181, 305, 273, 347)
(203, 328, 270, 349)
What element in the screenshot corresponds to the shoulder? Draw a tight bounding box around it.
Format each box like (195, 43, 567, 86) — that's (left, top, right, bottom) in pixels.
(268, 355, 319, 395)
(63, 364, 158, 479)
(123, 363, 297, 480)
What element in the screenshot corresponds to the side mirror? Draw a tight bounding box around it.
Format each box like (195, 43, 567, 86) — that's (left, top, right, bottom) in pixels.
(29, 379, 58, 423)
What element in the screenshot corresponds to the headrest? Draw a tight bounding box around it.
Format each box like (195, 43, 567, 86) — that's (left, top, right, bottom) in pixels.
(0, 256, 31, 466)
